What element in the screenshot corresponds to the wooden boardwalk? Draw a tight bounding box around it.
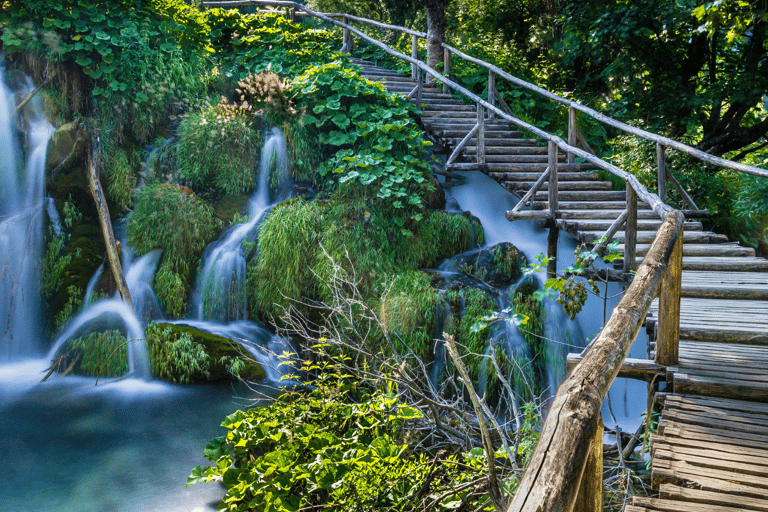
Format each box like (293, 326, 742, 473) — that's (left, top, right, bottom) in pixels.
(356, 59, 768, 511)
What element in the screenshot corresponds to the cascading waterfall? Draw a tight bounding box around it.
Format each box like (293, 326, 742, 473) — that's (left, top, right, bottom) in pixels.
(193, 127, 290, 322)
(0, 71, 54, 361)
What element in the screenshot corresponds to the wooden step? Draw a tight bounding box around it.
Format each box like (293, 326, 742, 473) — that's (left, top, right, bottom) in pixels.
(466, 146, 547, 155)
(425, 122, 517, 132)
(460, 139, 539, 148)
(421, 110, 477, 119)
(567, 220, 703, 231)
(632, 243, 756, 258)
(577, 230, 726, 245)
(505, 181, 614, 192)
(489, 171, 599, 181)
(680, 271, 768, 300)
(535, 200, 652, 210)
(638, 256, 768, 272)
(533, 190, 629, 201)
(484, 154, 565, 164)
(558, 209, 660, 219)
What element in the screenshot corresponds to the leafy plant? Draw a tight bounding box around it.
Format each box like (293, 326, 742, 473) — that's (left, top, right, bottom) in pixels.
(147, 322, 210, 383)
(63, 330, 128, 377)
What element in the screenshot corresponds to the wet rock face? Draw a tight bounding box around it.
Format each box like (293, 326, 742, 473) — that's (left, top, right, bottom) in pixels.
(45, 120, 85, 175)
(447, 242, 527, 287)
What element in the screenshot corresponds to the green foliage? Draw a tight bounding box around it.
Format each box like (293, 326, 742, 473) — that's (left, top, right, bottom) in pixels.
(65, 330, 128, 377)
(101, 147, 137, 212)
(189, 359, 501, 511)
(128, 184, 221, 317)
(291, 61, 434, 214)
(735, 174, 768, 253)
(175, 101, 263, 196)
(380, 271, 440, 362)
(146, 322, 210, 383)
(54, 285, 84, 331)
(3, 0, 209, 142)
(248, 198, 324, 320)
(449, 287, 497, 382)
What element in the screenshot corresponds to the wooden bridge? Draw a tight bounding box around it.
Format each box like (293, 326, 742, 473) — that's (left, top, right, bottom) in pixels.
(207, 2, 768, 510)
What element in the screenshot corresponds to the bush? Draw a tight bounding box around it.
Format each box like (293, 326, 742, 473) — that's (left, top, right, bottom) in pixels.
(175, 101, 263, 196)
(101, 147, 137, 212)
(188, 360, 503, 511)
(65, 330, 128, 377)
(146, 322, 210, 383)
(127, 184, 221, 317)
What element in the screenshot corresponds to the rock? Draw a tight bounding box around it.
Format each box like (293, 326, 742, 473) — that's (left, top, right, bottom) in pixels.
(150, 322, 266, 381)
(45, 120, 86, 176)
(443, 242, 527, 288)
(423, 173, 446, 210)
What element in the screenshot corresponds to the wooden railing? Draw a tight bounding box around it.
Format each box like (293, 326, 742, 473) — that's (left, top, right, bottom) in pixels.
(202, 2, 763, 510)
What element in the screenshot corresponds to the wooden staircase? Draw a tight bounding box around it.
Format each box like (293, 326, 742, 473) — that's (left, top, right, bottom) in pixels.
(357, 58, 768, 512)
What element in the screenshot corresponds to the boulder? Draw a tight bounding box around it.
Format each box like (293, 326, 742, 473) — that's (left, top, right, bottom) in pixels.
(45, 120, 86, 176)
(444, 242, 527, 288)
(150, 322, 266, 381)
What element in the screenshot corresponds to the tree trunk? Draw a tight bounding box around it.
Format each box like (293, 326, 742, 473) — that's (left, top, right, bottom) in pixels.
(86, 141, 133, 307)
(425, 0, 448, 80)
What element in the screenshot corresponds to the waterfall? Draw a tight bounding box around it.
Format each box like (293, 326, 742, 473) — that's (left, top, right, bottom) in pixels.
(0, 71, 54, 361)
(193, 128, 291, 321)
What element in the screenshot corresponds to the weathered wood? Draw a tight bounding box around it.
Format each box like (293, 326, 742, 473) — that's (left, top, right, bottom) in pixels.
(548, 140, 558, 214)
(656, 225, 682, 366)
(547, 223, 559, 279)
(411, 34, 419, 79)
(572, 415, 602, 512)
(591, 209, 627, 253)
(446, 123, 479, 165)
(666, 167, 700, 211)
(659, 485, 768, 512)
(506, 212, 683, 512)
(566, 354, 665, 381)
(488, 70, 496, 120)
(443, 47, 451, 94)
(657, 143, 667, 204)
(507, 167, 549, 214)
(506, 210, 555, 221)
(86, 144, 132, 307)
(567, 106, 576, 165)
(624, 184, 637, 274)
(342, 16, 351, 53)
(477, 104, 486, 165)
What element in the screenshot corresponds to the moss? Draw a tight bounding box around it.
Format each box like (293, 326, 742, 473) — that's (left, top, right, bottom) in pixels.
(146, 322, 210, 383)
(61, 330, 128, 377)
(448, 287, 498, 382)
(128, 184, 221, 318)
(513, 290, 545, 397)
(214, 193, 252, 226)
(281, 118, 320, 184)
(380, 271, 440, 362)
(149, 322, 265, 381)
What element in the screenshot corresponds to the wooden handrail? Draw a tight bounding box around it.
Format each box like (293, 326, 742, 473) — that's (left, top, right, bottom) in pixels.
(508, 211, 685, 512)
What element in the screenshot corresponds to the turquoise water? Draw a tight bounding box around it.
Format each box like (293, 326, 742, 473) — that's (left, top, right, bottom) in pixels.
(0, 365, 275, 512)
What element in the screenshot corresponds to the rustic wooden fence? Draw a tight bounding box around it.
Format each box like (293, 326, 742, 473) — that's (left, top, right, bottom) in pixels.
(202, 2, 766, 510)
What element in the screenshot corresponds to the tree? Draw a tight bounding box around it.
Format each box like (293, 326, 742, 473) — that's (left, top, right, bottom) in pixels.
(558, 0, 768, 159)
(425, 0, 450, 72)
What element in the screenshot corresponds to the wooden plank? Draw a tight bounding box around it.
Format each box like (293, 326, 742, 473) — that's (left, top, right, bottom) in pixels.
(650, 432, 768, 459)
(666, 395, 768, 415)
(663, 398, 768, 424)
(652, 441, 768, 468)
(659, 484, 768, 512)
(653, 447, 768, 476)
(674, 373, 768, 401)
(652, 464, 768, 499)
(634, 496, 765, 512)
(658, 423, 768, 449)
(652, 457, 768, 489)
(661, 407, 768, 432)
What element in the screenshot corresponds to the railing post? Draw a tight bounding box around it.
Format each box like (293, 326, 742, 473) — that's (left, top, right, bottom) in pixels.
(487, 70, 496, 120)
(624, 184, 637, 274)
(568, 106, 577, 165)
(416, 67, 423, 110)
(443, 48, 451, 94)
(657, 143, 667, 204)
(411, 34, 419, 79)
(656, 228, 682, 367)
(548, 141, 559, 214)
(572, 415, 603, 512)
(342, 16, 351, 54)
(477, 104, 486, 166)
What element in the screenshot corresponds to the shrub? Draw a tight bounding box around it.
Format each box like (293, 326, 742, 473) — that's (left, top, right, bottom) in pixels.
(101, 147, 137, 212)
(175, 101, 263, 196)
(127, 184, 221, 317)
(65, 330, 128, 377)
(146, 322, 210, 383)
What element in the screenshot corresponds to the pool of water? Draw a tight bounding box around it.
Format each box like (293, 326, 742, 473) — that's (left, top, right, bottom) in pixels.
(0, 362, 276, 512)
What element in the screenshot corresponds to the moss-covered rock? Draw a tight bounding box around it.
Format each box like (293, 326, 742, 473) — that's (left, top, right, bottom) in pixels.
(149, 322, 265, 381)
(45, 120, 86, 175)
(445, 242, 526, 287)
